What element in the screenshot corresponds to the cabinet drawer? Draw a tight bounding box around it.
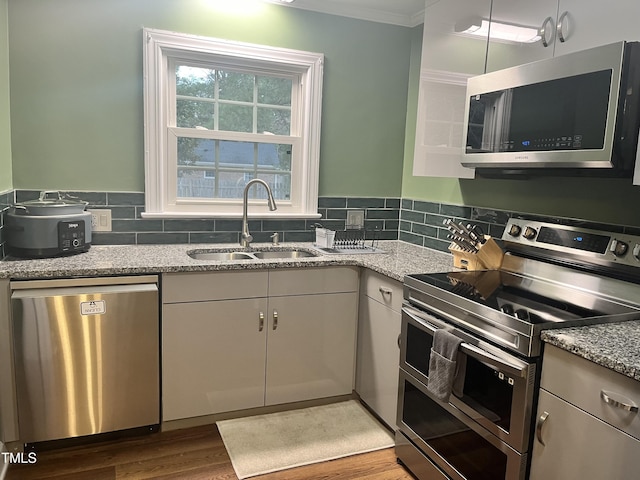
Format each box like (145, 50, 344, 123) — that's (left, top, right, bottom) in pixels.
(162, 270, 268, 303)
(268, 266, 358, 296)
(531, 388, 640, 480)
(361, 269, 403, 312)
(541, 344, 640, 441)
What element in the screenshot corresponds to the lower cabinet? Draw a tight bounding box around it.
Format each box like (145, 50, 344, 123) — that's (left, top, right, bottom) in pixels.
(266, 293, 358, 405)
(356, 270, 403, 428)
(530, 345, 640, 479)
(163, 298, 268, 420)
(162, 267, 359, 422)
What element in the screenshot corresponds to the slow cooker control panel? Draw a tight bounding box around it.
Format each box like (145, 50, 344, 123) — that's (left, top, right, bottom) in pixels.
(503, 219, 640, 268)
(58, 220, 88, 253)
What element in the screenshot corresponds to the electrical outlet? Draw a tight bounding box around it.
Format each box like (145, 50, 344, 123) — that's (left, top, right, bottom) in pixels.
(87, 209, 112, 232)
(346, 209, 365, 229)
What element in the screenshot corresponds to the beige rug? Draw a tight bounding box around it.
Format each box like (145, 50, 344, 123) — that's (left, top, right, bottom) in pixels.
(216, 400, 394, 479)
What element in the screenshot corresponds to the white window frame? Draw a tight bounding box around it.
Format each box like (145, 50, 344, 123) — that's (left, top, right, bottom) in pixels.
(143, 28, 324, 218)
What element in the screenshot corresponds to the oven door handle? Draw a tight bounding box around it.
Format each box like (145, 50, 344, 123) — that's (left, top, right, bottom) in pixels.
(403, 306, 529, 378)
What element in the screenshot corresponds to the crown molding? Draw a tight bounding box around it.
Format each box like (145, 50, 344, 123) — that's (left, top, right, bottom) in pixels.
(265, 0, 425, 27)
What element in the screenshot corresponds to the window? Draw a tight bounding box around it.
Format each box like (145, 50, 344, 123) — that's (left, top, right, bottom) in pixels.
(143, 28, 324, 217)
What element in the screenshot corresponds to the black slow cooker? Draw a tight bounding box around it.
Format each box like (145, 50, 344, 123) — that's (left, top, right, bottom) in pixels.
(5, 191, 92, 258)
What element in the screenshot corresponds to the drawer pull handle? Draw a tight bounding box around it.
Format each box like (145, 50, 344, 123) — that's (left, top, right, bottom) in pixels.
(601, 390, 639, 413)
(259, 312, 265, 332)
(273, 310, 278, 330)
(379, 286, 393, 296)
(536, 411, 549, 446)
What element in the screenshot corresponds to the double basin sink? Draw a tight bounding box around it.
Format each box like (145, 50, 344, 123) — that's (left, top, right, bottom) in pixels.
(188, 248, 317, 261)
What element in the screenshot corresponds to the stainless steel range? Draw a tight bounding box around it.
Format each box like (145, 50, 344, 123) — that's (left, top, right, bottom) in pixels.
(395, 218, 640, 480)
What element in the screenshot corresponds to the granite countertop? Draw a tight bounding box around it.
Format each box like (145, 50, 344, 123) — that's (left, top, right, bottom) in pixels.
(4, 241, 640, 381)
(542, 323, 640, 381)
(0, 240, 455, 282)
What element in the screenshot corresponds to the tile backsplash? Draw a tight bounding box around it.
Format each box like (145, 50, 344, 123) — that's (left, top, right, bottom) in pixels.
(2, 190, 637, 257)
(399, 198, 637, 253)
(9, 191, 400, 247)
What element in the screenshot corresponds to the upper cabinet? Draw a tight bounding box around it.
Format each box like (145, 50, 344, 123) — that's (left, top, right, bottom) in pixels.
(553, 0, 640, 56)
(487, 0, 640, 72)
(412, 0, 491, 178)
(413, 0, 640, 179)
(486, 0, 559, 72)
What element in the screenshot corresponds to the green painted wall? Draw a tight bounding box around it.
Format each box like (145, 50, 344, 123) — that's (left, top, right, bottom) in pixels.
(7, 0, 410, 197)
(0, 0, 11, 192)
(403, 25, 640, 227)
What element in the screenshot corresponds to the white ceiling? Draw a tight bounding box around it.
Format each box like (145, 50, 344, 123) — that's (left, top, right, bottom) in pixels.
(269, 0, 428, 27)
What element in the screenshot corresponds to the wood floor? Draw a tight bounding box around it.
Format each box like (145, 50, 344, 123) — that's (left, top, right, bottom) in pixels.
(5, 424, 414, 480)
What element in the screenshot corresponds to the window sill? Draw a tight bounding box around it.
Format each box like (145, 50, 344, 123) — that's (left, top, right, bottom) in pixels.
(141, 212, 322, 220)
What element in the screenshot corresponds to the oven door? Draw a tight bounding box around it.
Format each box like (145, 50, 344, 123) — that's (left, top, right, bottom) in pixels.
(398, 369, 527, 480)
(400, 305, 538, 453)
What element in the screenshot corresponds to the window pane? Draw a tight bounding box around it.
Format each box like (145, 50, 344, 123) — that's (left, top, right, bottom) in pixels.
(176, 66, 215, 98)
(218, 71, 254, 102)
(257, 107, 291, 135)
(177, 169, 215, 198)
(219, 103, 253, 132)
(219, 171, 254, 199)
(176, 99, 215, 128)
(220, 141, 254, 167)
(176, 138, 292, 201)
(258, 172, 291, 200)
(258, 143, 291, 171)
(257, 76, 292, 106)
(177, 138, 214, 167)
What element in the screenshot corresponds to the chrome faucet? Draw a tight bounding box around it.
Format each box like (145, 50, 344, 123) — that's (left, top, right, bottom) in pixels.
(241, 179, 277, 248)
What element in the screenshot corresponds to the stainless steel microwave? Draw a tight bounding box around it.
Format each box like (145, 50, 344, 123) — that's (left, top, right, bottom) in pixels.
(462, 41, 640, 176)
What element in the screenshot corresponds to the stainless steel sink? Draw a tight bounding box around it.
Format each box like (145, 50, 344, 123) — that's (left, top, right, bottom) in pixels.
(187, 248, 317, 261)
(252, 250, 317, 259)
(188, 251, 255, 261)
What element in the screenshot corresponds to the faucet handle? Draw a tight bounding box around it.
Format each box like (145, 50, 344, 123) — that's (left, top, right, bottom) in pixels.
(271, 232, 280, 245)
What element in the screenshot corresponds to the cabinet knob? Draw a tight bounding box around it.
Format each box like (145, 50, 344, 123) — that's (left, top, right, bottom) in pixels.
(273, 310, 279, 330)
(259, 312, 265, 332)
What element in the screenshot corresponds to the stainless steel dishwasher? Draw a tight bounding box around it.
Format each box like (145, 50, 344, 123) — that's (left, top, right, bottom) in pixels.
(10, 275, 159, 444)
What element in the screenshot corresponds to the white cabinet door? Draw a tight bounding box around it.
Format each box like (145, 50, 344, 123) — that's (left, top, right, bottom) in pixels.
(356, 294, 401, 428)
(486, 0, 559, 72)
(162, 298, 268, 421)
(554, 0, 640, 57)
(265, 292, 358, 406)
(530, 389, 640, 480)
(413, 0, 491, 178)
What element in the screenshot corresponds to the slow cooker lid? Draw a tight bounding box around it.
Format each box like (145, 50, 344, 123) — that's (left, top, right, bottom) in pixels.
(20, 191, 88, 208)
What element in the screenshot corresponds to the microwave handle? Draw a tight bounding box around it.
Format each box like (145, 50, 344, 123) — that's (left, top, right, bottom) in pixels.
(403, 306, 528, 378)
(540, 16, 555, 48)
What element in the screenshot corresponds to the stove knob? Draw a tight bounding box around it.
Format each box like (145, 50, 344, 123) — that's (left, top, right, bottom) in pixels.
(507, 224, 522, 237)
(514, 309, 530, 321)
(500, 304, 515, 315)
(633, 244, 640, 261)
(523, 227, 537, 240)
(613, 240, 629, 257)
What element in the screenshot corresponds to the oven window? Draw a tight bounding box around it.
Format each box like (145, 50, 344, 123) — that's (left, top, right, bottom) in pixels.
(402, 380, 508, 480)
(405, 323, 433, 376)
(461, 357, 514, 432)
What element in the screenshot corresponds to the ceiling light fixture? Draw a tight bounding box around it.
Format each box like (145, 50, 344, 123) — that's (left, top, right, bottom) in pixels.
(455, 17, 541, 44)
